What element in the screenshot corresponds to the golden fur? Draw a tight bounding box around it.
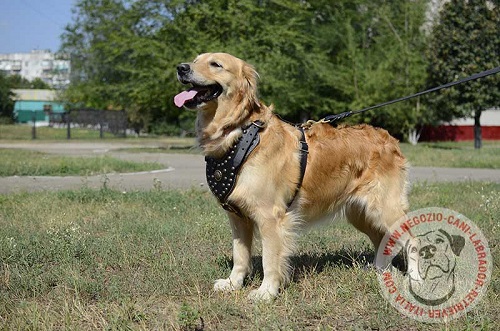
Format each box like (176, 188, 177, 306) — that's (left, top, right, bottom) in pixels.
(176, 53, 409, 300)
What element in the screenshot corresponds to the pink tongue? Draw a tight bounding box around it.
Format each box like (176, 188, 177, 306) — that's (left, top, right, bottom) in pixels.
(174, 90, 198, 107)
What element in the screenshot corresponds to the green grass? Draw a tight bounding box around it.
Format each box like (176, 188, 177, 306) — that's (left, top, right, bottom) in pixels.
(0, 149, 165, 176)
(0, 182, 499, 330)
(401, 141, 500, 169)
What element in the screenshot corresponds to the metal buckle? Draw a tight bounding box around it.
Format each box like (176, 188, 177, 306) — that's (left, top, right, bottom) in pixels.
(221, 202, 244, 218)
(252, 120, 265, 129)
(221, 202, 238, 214)
(299, 141, 309, 153)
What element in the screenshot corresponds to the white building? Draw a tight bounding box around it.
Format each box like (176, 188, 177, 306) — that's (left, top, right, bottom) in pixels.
(0, 50, 70, 89)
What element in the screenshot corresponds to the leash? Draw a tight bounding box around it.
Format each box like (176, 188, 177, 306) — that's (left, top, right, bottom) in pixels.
(313, 66, 500, 125)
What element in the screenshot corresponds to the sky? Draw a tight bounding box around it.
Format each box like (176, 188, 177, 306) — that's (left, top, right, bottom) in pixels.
(0, 0, 75, 54)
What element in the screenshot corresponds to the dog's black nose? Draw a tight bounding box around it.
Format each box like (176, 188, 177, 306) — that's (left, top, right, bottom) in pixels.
(419, 245, 436, 259)
(177, 63, 190, 74)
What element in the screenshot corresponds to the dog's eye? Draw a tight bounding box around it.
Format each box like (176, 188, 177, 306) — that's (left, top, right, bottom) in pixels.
(436, 238, 444, 244)
(210, 61, 223, 68)
(411, 247, 417, 254)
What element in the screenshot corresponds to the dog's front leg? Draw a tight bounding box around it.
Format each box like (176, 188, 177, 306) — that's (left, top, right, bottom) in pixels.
(214, 213, 253, 292)
(248, 213, 296, 301)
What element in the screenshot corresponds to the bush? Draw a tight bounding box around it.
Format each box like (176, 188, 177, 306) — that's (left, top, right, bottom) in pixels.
(0, 116, 14, 125)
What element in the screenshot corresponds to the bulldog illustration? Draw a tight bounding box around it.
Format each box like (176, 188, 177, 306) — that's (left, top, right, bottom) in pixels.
(405, 229, 465, 306)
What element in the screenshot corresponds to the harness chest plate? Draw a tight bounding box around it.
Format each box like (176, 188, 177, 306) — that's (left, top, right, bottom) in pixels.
(205, 120, 309, 216)
(205, 121, 263, 213)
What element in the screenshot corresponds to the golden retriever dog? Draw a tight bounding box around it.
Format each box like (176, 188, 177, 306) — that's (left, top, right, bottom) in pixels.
(175, 53, 409, 301)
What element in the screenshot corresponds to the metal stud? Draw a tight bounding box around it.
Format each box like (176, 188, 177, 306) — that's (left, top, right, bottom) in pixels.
(214, 170, 223, 181)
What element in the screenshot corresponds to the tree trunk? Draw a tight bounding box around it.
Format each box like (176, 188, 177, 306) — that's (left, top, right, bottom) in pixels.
(408, 128, 421, 146)
(474, 110, 482, 149)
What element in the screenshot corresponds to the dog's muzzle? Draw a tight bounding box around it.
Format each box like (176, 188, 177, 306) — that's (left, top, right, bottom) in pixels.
(174, 63, 223, 108)
(177, 63, 191, 83)
(419, 245, 436, 259)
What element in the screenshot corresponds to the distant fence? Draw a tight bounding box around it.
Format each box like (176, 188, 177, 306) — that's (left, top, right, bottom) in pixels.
(47, 109, 128, 139)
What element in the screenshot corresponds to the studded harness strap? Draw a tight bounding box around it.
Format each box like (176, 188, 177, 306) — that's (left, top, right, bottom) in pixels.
(205, 120, 308, 217)
(205, 121, 264, 215)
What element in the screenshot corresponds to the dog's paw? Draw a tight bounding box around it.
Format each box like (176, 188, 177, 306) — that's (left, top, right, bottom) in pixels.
(213, 278, 239, 292)
(247, 288, 277, 302)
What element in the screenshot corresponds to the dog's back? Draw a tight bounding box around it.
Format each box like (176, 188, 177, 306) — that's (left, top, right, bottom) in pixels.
(298, 122, 409, 251)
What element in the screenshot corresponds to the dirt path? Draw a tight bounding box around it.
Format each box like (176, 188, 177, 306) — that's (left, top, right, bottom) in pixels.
(1, 142, 499, 194)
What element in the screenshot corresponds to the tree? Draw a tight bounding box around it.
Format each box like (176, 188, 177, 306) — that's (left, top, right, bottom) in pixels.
(62, 0, 130, 107)
(61, 0, 431, 137)
(426, 0, 500, 148)
(4, 75, 51, 89)
(62, 0, 201, 132)
(0, 72, 15, 123)
(310, 0, 429, 140)
(30, 78, 52, 89)
(160, 0, 336, 122)
(61, 0, 338, 131)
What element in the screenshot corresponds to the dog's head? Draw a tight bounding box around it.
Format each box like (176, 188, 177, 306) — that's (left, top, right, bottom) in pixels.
(406, 229, 465, 281)
(175, 53, 263, 153)
(175, 53, 260, 112)
(405, 229, 465, 305)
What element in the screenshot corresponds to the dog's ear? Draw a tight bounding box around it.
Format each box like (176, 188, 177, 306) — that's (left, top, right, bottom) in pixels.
(202, 61, 261, 142)
(438, 229, 465, 256)
(404, 238, 412, 254)
(240, 62, 261, 110)
(450, 235, 465, 256)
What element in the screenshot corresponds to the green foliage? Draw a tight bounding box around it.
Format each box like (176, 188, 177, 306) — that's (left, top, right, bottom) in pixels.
(426, 0, 500, 123)
(311, 0, 429, 136)
(62, 0, 186, 131)
(6, 75, 51, 89)
(0, 72, 15, 122)
(160, 0, 337, 122)
(61, 0, 429, 137)
(178, 302, 202, 331)
(29, 78, 51, 89)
